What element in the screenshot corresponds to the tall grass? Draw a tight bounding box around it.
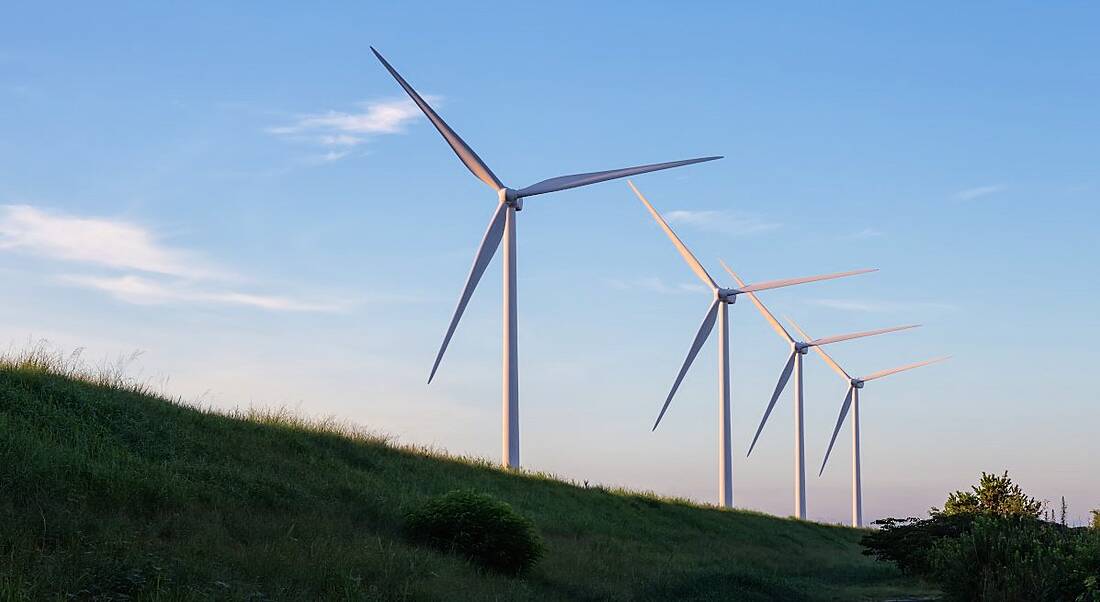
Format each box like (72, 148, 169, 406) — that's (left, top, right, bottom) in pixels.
(0, 344, 932, 601)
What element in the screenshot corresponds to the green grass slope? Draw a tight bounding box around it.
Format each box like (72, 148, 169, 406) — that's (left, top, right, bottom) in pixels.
(0, 359, 932, 601)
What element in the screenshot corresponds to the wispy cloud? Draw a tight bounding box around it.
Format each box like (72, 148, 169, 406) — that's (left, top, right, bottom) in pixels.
(845, 227, 885, 240)
(664, 210, 781, 236)
(607, 277, 709, 295)
(60, 275, 346, 312)
(0, 205, 218, 279)
(268, 97, 435, 158)
(809, 298, 957, 313)
(1, 204, 344, 312)
(306, 150, 354, 164)
(953, 185, 1004, 201)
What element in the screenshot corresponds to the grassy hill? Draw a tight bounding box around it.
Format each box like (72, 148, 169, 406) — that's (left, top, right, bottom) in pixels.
(0, 353, 932, 601)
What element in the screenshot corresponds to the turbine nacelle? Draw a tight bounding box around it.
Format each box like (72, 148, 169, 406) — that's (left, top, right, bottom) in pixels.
(852, 379, 865, 389)
(717, 288, 739, 303)
(499, 188, 523, 211)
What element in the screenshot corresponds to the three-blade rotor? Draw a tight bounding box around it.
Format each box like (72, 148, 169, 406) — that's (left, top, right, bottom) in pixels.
(733, 281, 918, 456)
(370, 47, 722, 383)
(629, 183, 878, 431)
(812, 334, 950, 475)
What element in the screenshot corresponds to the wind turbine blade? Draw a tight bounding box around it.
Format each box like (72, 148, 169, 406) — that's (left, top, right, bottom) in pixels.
(516, 157, 721, 198)
(628, 181, 716, 289)
(819, 386, 854, 476)
(788, 317, 852, 383)
(738, 268, 877, 293)
(370, 47, 503, 191)
(428, 202, 508, 383)
(860, 356, 950, 382)
(721, 260, 793, 343)
(747, 351, 797, 456)
(652, 300, 719, 430)
(810, 324, 920, 347)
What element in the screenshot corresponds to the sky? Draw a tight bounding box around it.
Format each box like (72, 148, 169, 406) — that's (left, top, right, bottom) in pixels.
(2, 2, 1098, 525)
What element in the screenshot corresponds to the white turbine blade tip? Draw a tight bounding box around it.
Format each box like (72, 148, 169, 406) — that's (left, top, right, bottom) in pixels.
(811, 324, 922, 347)
(518, 156, 722, 198)
(629, 182, 717, 289)
(738, 268, 877, 294)
(861, 355, 951, 381)
(370, 47, 503, 190)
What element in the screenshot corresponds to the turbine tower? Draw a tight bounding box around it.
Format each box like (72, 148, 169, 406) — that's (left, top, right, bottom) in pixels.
(371, 47, 721, 469)
(630, 181, 875, 508)
(792, 318, 948, 527)
(728, 269, 918, 520)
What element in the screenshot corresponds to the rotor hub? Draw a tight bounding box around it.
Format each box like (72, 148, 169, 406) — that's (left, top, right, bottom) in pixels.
(500, 188, 523, 211)
(794, 342, 809, 354)
(853, 380, 865, 389)
(717, 288, 738, 303)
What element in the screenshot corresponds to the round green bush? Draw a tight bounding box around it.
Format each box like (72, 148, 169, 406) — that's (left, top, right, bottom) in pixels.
(404, 489, 544, 575)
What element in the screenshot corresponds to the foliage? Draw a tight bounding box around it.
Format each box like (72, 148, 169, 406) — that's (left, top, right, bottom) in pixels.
(928, 516, 1100, 601)
(934, 470, 1042, 519)
(861, 514, 974, 576)
(1092, 509, 1100, 530)
(863, 471, 1100, 601)
(0, 352, 931, 601)
(404, 489, 544, 574)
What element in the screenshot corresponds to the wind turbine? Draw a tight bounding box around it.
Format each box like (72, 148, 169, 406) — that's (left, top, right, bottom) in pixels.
(629, 181, 875, 508)
(727, 269, 918, 520)
(792, 318, 948, 527)
(371, 48, 721, 470)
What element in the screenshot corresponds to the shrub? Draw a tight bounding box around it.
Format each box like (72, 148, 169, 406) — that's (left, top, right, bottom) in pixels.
(927, 516, 1100, 601)
(404, 489, 544, 575)
(929, 517, 1052, 600)
(863, 472, 1100, 601)
(861, 514, 974, 576)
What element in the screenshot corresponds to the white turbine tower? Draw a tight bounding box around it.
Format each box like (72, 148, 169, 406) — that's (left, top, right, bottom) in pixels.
(792, 318, 948, 527)
(371, 48, 721, 469)
(629, 182, 875, 508)
(728, 269, 918, 520)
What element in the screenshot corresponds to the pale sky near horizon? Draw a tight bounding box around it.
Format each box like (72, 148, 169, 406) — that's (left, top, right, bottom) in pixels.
(2, 3, 1098, 524)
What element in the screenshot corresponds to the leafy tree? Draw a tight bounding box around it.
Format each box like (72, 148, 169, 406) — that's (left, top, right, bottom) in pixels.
(933, 471, 1042, 519)
(1092, 509, 1100, 530)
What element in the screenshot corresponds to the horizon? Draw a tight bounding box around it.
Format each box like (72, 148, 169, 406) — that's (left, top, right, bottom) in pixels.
(2, 3, 1098, 525)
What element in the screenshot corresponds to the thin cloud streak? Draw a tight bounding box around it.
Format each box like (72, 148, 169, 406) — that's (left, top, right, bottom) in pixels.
(809, 298, 958, 313)
(846, 227, 885, 240)
(953, 185, 1004, 201)
(306, 150, 354, 164)
(60, 275, 348, 313)
(269, 97, 439, 150)
(665, 209, 781, 236)
(1, 204, 345, 313)
(607, 277, 709, 295)
(0, 205, 219, 279)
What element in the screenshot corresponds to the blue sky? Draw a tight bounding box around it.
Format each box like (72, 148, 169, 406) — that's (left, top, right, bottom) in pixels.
(2, 2, 1098, 524)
